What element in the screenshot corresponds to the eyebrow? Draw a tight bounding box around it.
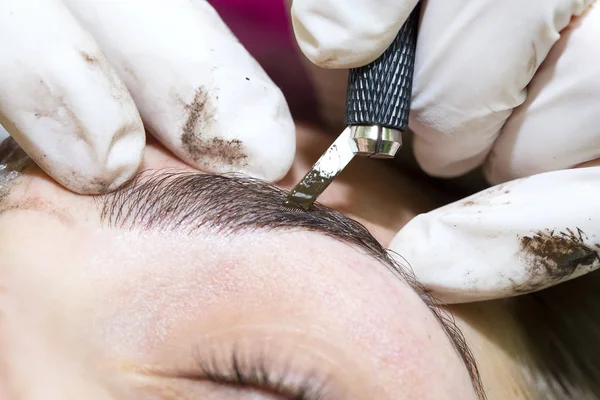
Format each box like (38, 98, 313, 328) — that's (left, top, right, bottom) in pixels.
(96, 169, 486, 398)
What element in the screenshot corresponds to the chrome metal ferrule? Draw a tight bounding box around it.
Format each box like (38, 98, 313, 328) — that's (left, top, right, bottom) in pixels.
(349, 126, 402, 159)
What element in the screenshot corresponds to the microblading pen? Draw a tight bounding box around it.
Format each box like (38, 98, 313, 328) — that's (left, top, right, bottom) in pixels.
(285, 3, 421, 210)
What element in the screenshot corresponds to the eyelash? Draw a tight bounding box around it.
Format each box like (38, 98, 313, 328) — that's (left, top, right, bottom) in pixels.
(196, 346, 331, 400)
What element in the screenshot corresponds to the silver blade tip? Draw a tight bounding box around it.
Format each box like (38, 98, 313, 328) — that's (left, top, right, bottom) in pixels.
(284, 190, 316, 211)
(283, 127, 356, 211)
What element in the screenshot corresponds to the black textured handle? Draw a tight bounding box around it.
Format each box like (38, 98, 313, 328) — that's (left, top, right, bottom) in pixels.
(344, 4, 420, 131)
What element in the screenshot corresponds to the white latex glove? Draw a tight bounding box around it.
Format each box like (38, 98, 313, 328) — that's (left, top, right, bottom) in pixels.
(293, 0, 600, 302)
(0, 0, 295, 194)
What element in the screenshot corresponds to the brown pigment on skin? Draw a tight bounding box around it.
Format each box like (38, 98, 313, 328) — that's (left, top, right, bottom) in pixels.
(180, 87, 248, 168)
(514, 228, 600, 293)
(0, 196, 75, 226)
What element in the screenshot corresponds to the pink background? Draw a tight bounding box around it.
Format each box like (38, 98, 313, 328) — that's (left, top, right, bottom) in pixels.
(207, 0, 319, 123)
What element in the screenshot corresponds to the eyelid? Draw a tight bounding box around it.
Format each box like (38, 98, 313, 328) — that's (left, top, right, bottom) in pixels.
(170, 332, 352, 399)
(119, 335, 352, 399)
(194, 343, 332, 400)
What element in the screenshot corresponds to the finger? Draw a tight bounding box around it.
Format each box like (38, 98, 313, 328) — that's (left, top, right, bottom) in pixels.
(410, 0, 593, 178)
(389, 167, 600, 304)
(0, 0, 145, 194)
(64, 0, 295, 182)
(484, 4, 600, 184)
(291, 0, 420, 68)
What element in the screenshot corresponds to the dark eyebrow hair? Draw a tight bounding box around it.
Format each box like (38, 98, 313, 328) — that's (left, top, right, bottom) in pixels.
(96, 169, 486, 398)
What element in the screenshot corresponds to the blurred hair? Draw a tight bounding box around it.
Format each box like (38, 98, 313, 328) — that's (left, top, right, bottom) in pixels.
(510, 270, 600, 399)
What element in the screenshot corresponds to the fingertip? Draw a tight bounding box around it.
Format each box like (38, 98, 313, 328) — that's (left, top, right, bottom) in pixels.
(291, 13, 384, 69)
(0, 0, 147, 195)
(240, 79, 297, 182)
(34, 120, 145, 195)
(412, 134, 489, 178)
(391, 168, 600, 303)
(291, 0, 414, 68)
(241, 109, 296, 183)
(0, 79, 146, 195)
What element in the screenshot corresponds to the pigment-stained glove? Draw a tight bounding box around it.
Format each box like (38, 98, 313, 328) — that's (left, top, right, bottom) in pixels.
(0, 0, 295, 194)
(391, 167, 600, 303)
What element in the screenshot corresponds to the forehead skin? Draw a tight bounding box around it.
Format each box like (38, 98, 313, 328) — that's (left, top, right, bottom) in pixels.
(0, 146, 476, 398)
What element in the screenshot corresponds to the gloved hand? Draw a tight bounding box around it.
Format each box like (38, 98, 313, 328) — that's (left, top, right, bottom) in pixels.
(0, 0, 295, 194)
(292, 0, 600, 302)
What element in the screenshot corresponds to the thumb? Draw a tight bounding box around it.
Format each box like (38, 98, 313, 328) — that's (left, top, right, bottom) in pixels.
(291, 0, 420, 68)
(389, 167, 600, 304)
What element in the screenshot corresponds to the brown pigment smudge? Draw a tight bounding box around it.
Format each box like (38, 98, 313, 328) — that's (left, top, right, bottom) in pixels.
(181, 88, 211, 141)
(80, 50, 98, 65)
(87, 177, 113, 195)
(57, 170, 114, 196)
(180, 87, 248, 168)
(514, 228, 600, 293)
(0, 197, 75, 226)
(78, 49, 132, 105)
(527, 42, 538, 77)
(122, 64, 139, 84)
(458, 181, 516, 207)
(32, 80, 88, 143)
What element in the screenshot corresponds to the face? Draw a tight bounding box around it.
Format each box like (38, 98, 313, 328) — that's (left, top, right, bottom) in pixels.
(0, 129, 480, 399)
